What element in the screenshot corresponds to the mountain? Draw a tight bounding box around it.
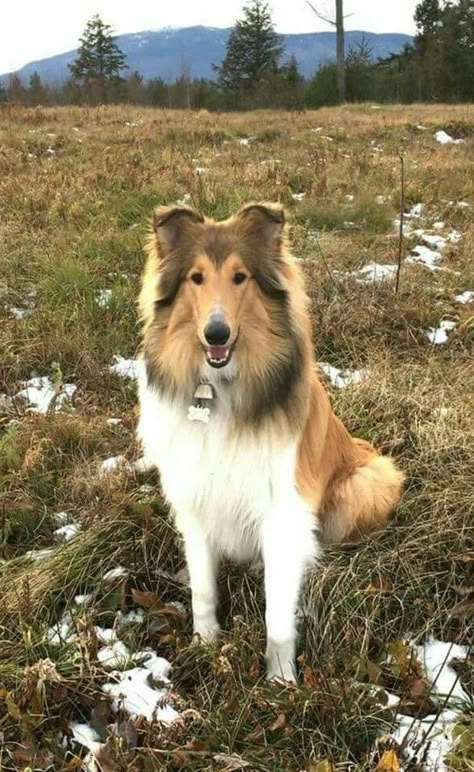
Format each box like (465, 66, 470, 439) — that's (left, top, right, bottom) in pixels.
(2, 26, 413, 84)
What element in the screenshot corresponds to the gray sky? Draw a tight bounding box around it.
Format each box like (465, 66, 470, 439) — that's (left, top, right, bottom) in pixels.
(1, 1, 418, 74)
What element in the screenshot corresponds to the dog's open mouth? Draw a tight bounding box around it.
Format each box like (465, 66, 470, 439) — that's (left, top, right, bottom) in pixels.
(206, 345, 232, 368)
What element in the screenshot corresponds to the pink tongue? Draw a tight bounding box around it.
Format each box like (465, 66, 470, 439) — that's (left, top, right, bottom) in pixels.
(208, 346, 228, 359)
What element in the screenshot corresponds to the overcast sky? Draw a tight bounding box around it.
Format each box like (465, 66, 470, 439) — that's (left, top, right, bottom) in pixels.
(1, 1, 419, 74)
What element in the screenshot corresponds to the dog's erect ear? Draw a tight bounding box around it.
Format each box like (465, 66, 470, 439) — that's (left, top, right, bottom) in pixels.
(236, 202, 285, 246)
(152, 205, 204, 255)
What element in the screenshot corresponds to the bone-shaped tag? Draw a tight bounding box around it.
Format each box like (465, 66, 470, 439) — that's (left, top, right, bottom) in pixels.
(187, 405, 211, 423)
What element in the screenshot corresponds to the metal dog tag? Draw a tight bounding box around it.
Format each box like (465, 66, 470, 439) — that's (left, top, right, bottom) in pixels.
(188, 382, 214, 423)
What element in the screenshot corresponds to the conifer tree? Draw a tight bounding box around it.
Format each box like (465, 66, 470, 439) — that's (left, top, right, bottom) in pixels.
(214, 1, 284, 93)
(69, 14, 127, 103)
(29, 72, 48, 105)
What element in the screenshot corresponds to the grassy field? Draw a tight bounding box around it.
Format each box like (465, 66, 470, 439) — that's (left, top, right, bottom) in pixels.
(0, 103, 473, 771)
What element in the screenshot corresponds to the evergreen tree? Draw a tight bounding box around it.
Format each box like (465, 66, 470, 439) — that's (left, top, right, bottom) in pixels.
(69, 14, 127, 103)
(214, 0, 284, 94)
(126, 70, 146, 103)
(439, 0, 474, 101)
(414, 0, 442, 98)
(28, 72, 48, 105)
(6, 73, 27, 104)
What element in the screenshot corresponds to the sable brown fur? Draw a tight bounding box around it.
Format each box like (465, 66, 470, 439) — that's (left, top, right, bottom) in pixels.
(139, 202, 404, 543)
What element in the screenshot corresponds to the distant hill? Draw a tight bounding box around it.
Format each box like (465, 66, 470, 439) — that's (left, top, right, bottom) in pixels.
(2, 26, 413, 84)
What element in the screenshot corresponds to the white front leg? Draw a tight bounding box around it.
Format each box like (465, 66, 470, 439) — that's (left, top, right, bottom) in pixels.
(179, 516, 220, 642)
(262, 495, 319, 682)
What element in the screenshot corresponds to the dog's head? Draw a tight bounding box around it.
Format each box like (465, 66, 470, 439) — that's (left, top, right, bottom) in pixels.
(141, 202, 307, 412)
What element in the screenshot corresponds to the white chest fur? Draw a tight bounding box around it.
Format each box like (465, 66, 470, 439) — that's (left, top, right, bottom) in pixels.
(137, 370, 304, 562)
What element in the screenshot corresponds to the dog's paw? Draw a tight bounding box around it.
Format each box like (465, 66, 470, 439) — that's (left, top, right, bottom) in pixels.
(192, 620, 220, 645)
(266, 640, 297, 685)
(266, 663, 297, 685)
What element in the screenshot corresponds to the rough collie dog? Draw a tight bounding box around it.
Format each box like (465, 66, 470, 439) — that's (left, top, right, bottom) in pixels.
(137, 202, 404, 683)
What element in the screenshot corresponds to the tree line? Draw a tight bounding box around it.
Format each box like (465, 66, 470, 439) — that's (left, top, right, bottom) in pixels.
(1, 0, 473, 109)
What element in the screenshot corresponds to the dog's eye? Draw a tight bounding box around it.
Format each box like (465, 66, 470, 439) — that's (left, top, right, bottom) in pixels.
(233, 272, 247, 285)
(190, 272, 204, 285)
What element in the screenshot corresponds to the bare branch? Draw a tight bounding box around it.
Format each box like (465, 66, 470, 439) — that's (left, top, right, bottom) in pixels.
(305, 1, 354, 23)
(305, 0, 336, 27)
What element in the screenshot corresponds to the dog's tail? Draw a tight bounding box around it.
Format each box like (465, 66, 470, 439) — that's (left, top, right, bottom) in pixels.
(320, 440, 404, 544)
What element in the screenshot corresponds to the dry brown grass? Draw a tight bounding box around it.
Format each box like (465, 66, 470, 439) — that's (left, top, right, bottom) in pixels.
(0, 103, 473, 771)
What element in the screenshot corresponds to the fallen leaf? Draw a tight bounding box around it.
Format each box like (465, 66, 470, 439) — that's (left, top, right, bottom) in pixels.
(269, 712, 287, 731)
(375, 749, 400, 772)
(306, 761, 335, 772)
(213, 753, 251, 770)
(449, 597, 474, 618)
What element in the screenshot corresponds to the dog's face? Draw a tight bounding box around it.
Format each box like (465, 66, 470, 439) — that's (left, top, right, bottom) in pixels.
(143, 203, 294, 383)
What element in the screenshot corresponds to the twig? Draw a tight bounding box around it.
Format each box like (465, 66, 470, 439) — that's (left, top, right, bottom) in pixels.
(305, 0, 354, 24)
(395, 152, 405, 294)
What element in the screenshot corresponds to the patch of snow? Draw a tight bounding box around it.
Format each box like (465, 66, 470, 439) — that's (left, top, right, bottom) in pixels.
(407, 245, 443, 270)
(14, 377, 76, 415)
(47, 612, 76, 646)
(433, 221, 445, 230)
(447, 229, 462, 243)
(319, 362, 369, 389)
(106, 417, 122, 425)
(69, 721, 103, 753)
(434, 130, 465, 145)
(54, 523, 81, 542)
(416, 124, 428, 130)
(344, 262, 398, 284)
(345, 194, 354, 202)
(238, 137, 255, 147)
(406, 202, 424, 219)
(417, 639, 469, 702)
(95, 289, 112, 308)
(9, 305, 33, 319)
(454, 290, 474, 304)
(102, 649, 178, 723)
(97, 640, 130, 669)
(375, 195, 387, 205)
(390, 639, 470, 770)
(100, 455, 134, 475)
(109, 355, 139, 380)
(426, 320, 456, 345)
(95, 626, 118, 644)
(116, 608, 145, 626)
(291, 193, 305, 202)
(393, 709, 460, 771)
(74, 594, 93, 606)
(103, 566, 129, 582)
(421, 233, 447, 249)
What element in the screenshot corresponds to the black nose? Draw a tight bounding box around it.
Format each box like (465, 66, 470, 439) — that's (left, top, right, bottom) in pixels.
(204, 319, 231, 345)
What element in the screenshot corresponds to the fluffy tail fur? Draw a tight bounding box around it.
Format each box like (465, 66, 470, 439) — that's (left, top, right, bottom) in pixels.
(320, 440, 404, 544)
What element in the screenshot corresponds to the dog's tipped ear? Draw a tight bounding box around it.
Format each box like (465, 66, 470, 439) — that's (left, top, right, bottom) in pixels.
(152, 205, 204, 254)
(236, 202, 286, 245)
